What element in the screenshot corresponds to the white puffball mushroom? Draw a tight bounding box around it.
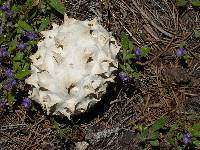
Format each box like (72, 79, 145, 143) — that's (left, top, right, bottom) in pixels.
(25, 15, 120, 119)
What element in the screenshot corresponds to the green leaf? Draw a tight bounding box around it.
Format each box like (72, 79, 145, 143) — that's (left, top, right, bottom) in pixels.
(140, 46, 150, 57)
(186, 115, 200, 120)
(16, 26, 24, 34)
(192, 131, 200, 137)
(178, 41, 187, 48)
(31, 103, 37, 111)
(150, 140, 159, 147)
(167, 120, 182, 146)
(149, 131, 159, 140)
(124, 63, 134, 73)
(48, 0, 65, 14)
(150, 116, 167, 132)
(194, 29, 200, 38)
(193, 140, 200, 148)
(192, 0, 200, 7)
(177, 146, 182, 150)
(141, 127, 149, 139)
(129, 41, 134, 50)
(119, 64, 126, 71)
(23, 62, 30, 70)
(190, 122, 200, 131)
(131, 71, 140, 79)
(38, 17, 50, 32)
(8, 38, 17, 54)
(13, 52, 24, 61)
(188, 122, 200, 137)
(50, 118, 60, 129)
(50, 118, 65, 138)
(26, 0, 34, 7)
(167, 132, 176, 146)
(12, 5, 22, 13)
(0, 11, 3, 18)
(28, 40, 38, 46)
(120, 32, 129, 50)
(124, 54, 135, 60)
(29, 9, 37, 19)
(15, 69, 31, 80)
(7, 91, 15, 109)
(182, 54, 189, 63)
(176, 0, 188, 7)
(58, 129, 65, 139)
(176, 133, 183, 141)
(13, 62, 21, 72)
(18, 20, 33, 31)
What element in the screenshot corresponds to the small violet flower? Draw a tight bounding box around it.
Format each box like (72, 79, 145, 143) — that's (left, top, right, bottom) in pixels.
(118, 72, 132, 82)
(22, 97, 31, 109)
(0, 47, 8, 57)
(4, 68, 14, 77)
(24, 31, 37, 40)
(134, 48, 141, 56)
(17, 42, 27, 50)
(3, 79, 16, 90)
(5, 9, 13, 17)
(0, 99, 5, 109)
(0, 5, 9, 11)
(0, 5, 13, 17)
(176, 48, 186, 57)
(183, 133, 192, 146)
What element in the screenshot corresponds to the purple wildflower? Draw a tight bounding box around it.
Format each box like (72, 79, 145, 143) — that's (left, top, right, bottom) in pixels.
(0, 47, 8, 57)
(134, 48, 141, 56)
(0, 99, 5, 109)
(3, 79, 16, 90)
(0, 5, 9, 11)
(4, 68, 14, 77)
(176, 48, 186, 57)
(0, 5, 13, 17)
(24, 31, 37, 40)
(22, 97, 31, 109)
(17, 42, 27, 50)
(183, 133, 192, 146)
(118, 72, 132, 82)
(5, 9, 13, 17)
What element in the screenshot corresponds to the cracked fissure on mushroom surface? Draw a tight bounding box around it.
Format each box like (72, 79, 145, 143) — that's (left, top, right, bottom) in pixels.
(26, 15, 120, 119)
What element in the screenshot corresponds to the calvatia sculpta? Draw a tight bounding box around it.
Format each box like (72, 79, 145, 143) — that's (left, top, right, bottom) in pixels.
(26, 14, 120, 119)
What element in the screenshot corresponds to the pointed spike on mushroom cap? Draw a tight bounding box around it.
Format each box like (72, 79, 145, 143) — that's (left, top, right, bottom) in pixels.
(64, 14, 69, 23)
(89, 18, 98, 26)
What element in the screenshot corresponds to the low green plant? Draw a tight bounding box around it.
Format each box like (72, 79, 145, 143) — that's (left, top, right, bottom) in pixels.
(176, 0, 200, 7)
(50, 117, 66, 139)
(0, 0, 64, 111)
(119, 32, 151, 79)
(176, 42, 190, 63)
(136, 116, 167, 148)
(167, 115, 200, 149)
(187, 122, 200, 148)
(134, 115, 200, 149)
(47, 0, 64, 14)
(194, 29, 200, 39)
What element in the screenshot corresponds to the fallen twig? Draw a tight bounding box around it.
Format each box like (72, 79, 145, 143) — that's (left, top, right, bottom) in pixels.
(121, 0, 174, 38)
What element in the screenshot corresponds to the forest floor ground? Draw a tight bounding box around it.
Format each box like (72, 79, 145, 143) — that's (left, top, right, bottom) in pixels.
(1, 0, 200, 150)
